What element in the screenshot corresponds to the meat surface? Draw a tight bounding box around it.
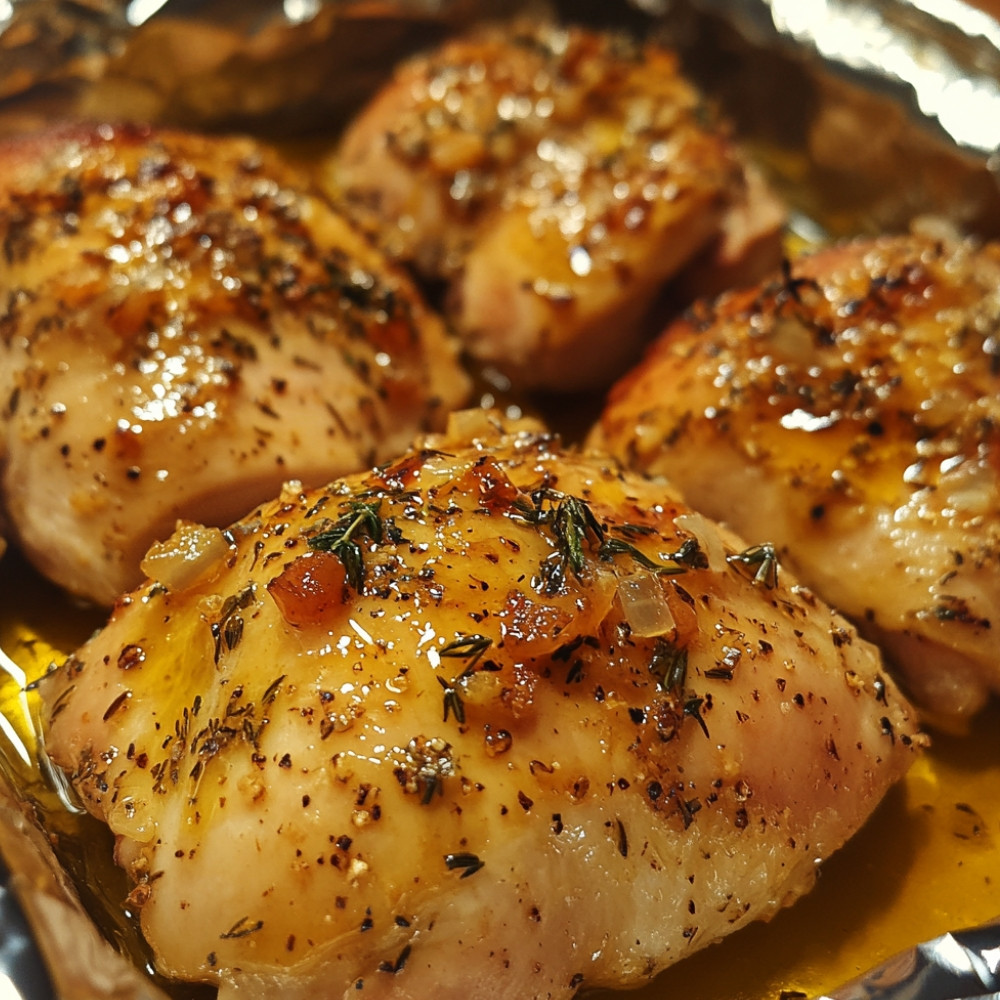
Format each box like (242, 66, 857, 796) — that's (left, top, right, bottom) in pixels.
(592, 232, 1000, 720)
(43, 410, 922, 1000)
(332, 20, 782, 392)
(0, 123, 470, 606)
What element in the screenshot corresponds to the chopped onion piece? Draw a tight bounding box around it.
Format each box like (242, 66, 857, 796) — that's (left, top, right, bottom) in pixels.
(140, 521, 230, 591)
(444, 407, 505, 443)
(618, 572, 676, 638)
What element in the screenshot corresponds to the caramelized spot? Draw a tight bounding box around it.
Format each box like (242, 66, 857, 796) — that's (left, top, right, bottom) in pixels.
(266, 551, 349, 628)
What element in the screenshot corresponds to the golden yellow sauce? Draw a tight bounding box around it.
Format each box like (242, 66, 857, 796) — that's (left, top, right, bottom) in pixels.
(1, 544, 998, 999)
(624, 713, 1000, 1000)
(0, 5, 995, 994)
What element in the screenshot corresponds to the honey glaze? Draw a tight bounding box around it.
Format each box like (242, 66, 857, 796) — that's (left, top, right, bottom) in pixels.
(608, 702, 1000, 1000)
(0, 549, 211, 998)
(0, 5, 995, 997)
(31, 415, 923, 997)
(0, 507, 997, 1000)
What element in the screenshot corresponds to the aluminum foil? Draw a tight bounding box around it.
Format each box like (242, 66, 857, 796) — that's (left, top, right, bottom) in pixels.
(817, 918, 1000, 1000)
(690, 0, 1000, 157)
(0, 855, 54, 1000)
(0, 765, 172, 1000)
(660, 0, 1000, 240)
(0, 1, 998, 999)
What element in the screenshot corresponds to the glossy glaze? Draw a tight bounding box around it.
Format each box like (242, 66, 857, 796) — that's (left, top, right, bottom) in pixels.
(333, 21, 782, 391)
(0, 123, 470, 605)
(593, 232, 1000, 718)
(43, 412, 921, 1000)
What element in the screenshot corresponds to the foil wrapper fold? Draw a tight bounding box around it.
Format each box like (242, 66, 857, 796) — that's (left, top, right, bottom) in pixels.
(689, 0, 1000, 156)
(0, 855, 54, 1000)
(0, 2, 997, 999)
(0, 768, 171, 1000)
(818, 918, 1000, 1000)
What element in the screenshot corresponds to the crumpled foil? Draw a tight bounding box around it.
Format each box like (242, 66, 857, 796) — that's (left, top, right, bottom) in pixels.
(0, 1, 998, 999)
(669, 0, 1000, 238)
(0, 765, 171, 1000)
(691, 0, 1000, 157)
(817, 917, 1000, 1000)
(0, 854, 54, 1000)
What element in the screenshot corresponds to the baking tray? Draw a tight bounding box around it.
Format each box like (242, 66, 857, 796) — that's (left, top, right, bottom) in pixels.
(0, 1, 998, 998)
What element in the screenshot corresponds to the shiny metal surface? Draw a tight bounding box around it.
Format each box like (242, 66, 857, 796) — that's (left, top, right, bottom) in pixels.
(0, 2, 998, 999)
(818, 918, 1000, 1000)
(0, 856, 53, 1000)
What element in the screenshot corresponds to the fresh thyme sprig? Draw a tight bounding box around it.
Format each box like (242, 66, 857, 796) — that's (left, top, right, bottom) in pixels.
(511, 490, 604, 594)
(435, 635, 495, 726)
(307, 499, 384, 591)
(512, 488, 703, 594)
(439, 634, 493, 671)
(436, 676, 465, 725)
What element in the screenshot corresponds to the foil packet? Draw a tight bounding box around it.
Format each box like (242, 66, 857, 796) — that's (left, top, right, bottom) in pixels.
(818, 917, 1000, 1000)
(0, 855, 54, 1000)
(0, 2, 998, 1000)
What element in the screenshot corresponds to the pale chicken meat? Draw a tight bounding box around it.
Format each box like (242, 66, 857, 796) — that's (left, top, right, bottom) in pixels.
(592, 232, 1000, 720)
(43, 411, 922, 1000)
(0, 123, 470, 606)
(332, 20, 783, 392)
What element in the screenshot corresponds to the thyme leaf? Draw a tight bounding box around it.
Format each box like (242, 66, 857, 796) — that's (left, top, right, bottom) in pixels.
(307, 499, 385, 591)
(552, 495, 604, 577)
(439, 634, 493, 673)
(671, 537, 710, 569)
(684, 696, 710, 739)
(436, 675, 466, 725)
(511, 489, 605, 594)
(649, 638, 688, 694)
(378, 944, 412, 974)
(220, 916, 264, 940)
(513, 489, 704, 594)
(211, 585, 256, 664)
(444, 852, 484, 878)
(536, 494, 605, 594)
(597, 537, 688, 575)
(435, 634, 494, 725)
(726, 542, 779, 589)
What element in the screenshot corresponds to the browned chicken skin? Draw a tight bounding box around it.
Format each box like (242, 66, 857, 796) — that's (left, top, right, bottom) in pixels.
(592, 232, 1000, 719)
(333, 20, 782, 392)
(0, 123, 470, 605)
(43, 411, 921, 1000)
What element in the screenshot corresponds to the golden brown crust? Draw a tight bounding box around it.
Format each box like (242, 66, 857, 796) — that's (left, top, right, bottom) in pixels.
(593, 232, 1000, 717)
(0, 122, 470, 605)
(43, 411, 921, 999)
(333, 20, 772, 391)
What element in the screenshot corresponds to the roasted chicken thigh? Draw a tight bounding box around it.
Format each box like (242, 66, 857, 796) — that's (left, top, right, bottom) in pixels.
(44, 411, 922, 1000)
(0, 123, 470, 606)
(333, 20, 782, 391)
(592, 232, 1000, 719)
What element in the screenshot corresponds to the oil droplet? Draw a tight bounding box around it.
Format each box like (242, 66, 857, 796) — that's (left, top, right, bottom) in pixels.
(483, 723, 513, 757)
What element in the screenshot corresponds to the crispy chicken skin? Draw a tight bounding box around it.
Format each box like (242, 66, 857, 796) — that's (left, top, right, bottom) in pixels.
(333, 21, 781, 391)
(592, 232, 1000, 719)
(0, 123, 470, 606)
(43, 411, 921, 1000)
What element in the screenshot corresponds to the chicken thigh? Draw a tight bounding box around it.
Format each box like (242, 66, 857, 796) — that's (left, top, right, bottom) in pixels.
(332, 20, 782, 392)
(592, 232, 1000, 719)
(0, 123, 470, 606)
(43, 410, 922, 1000)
